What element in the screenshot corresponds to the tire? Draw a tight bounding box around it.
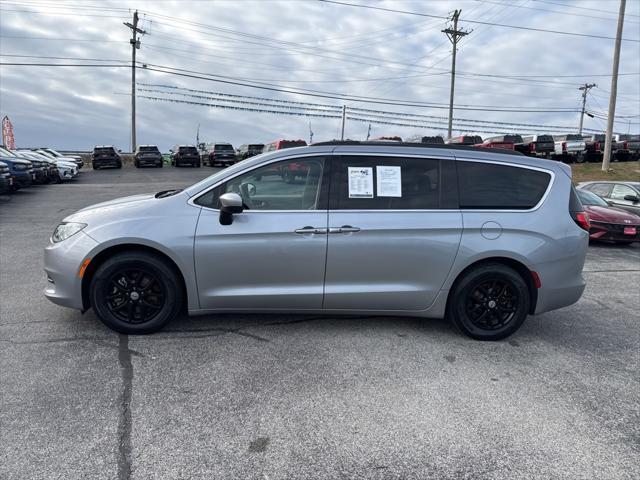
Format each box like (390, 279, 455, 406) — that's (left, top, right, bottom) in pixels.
(448, 263, 530, 341)
(116, 162, 122, 169)
(575, 154, 586, 164)
(90, 252, 183, 334)
(158, 162, 163, 168)
(92, 164, 99, 170)
(614, 240, 634, 245)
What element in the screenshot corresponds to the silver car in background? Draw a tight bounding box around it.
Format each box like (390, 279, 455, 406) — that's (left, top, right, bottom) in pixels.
(44, 142, 589, 340)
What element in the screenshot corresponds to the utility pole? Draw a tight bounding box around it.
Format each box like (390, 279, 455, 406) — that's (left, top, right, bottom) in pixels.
(603, 0, 626, 172)
(443, 10, 469, 140)
(340, 105, 346, 140)
(124, 11, 146, 152)
(578, 83, 596, 135)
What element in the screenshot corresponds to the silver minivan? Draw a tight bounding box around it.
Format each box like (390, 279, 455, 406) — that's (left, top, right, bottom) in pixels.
(44, 143, 589, 340)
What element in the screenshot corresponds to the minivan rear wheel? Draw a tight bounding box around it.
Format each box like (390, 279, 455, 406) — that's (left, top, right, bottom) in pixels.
(90, 252, 183, 334)
(449, 263, 530, 341)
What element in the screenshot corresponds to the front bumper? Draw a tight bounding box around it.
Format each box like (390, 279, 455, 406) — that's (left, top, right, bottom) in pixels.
(44, 231, 99, 310)
(0, 176, 11, 193)
(12, 171, 33, 188)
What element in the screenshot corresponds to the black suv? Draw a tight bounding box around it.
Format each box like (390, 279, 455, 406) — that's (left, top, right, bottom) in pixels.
(171, 145, 201, 167)
(134, 145, 163, 168)
(236, 143, 264, 160)
(92, 146, 122, 169)
(207, 143, 236, 167)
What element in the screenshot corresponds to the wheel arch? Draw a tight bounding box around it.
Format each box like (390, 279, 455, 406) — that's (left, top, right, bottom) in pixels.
(446, 256, 538, 315)
(81, 243, 189, 312)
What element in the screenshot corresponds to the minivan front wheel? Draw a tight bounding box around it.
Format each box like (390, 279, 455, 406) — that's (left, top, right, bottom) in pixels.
(449, 264, 530, 340)
(90, 252, 183, 334)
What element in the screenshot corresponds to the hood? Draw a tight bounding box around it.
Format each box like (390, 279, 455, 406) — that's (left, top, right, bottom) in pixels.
(585, 205, 640, 224)
(55, 160, 77, 168)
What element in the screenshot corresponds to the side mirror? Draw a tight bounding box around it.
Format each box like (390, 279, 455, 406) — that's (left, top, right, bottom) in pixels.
(623, 194, 639, 203)
(118, 149, 122, 153)
(219, 192, 243, 225)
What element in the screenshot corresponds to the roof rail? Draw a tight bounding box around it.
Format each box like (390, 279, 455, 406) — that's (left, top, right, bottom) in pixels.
(311, 140, 525, 156)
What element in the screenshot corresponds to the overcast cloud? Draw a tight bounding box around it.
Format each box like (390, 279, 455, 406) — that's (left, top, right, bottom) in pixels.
(0, 0, 639, 151)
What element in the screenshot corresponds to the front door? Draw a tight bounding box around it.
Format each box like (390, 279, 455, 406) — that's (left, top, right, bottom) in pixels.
(194, 156, 329, 310)
(323, 154, 462, 311)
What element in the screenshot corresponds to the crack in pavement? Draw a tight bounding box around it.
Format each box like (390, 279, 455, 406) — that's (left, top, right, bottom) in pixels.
(117, 334, 133, 480)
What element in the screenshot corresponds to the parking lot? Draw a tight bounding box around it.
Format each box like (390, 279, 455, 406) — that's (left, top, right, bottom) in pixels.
(0, 166, 639, 479)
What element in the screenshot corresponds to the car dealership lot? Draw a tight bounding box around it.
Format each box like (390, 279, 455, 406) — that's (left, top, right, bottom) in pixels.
(1, 167, 638, 480)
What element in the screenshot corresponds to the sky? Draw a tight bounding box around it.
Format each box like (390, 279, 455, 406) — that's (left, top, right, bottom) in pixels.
(0, 0, 639, 151)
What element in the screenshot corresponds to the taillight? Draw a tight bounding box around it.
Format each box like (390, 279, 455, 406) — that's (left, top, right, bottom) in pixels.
(562, 142, 567, 153)
(573, 211, 590, 231)
(594, 141, 600, 152)
(623, 141, 628, 150)
(529, 143, 536, 152)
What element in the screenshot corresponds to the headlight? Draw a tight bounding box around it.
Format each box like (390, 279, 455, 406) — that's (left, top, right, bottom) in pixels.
(51, 222, 87, 243)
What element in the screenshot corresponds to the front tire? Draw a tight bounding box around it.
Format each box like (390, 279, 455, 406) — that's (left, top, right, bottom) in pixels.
(448, 263, 530, 341)
(90, 252, 183, 334)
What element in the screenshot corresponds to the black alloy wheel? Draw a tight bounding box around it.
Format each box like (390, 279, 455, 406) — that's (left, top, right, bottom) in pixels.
(465, 279, 519, 331)
(90, 252, 183, 334)
(104, 268, 166, 325)
(449, 263, 530, 340)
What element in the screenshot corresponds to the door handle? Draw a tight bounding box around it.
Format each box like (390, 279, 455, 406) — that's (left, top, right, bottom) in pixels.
(295, 226, 327, 234)
(329, 225, 361, 234)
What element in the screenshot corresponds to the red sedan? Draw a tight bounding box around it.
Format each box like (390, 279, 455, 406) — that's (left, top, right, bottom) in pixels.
(577, 189, 640, 244)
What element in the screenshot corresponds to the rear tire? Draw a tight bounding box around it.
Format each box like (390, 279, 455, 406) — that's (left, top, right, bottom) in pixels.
(90, 252, 183, 334)
(448, 263, 530, 341)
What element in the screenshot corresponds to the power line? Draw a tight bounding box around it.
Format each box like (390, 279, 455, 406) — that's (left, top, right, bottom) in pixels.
(476, 0, 640, 22)
(318, 0, 640, 42)
(532, 0, 640, 18)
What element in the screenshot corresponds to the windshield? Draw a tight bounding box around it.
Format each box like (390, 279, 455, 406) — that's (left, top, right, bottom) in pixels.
(45, 148, 62, 157)
(36, 150, 55, 158)
(577, 189, 608, 207)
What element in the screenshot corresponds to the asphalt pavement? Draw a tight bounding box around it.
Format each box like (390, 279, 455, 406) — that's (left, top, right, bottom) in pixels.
(1, 166, 639, 480)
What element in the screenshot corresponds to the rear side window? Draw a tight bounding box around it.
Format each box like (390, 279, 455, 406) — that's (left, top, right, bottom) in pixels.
(457, 161, 551, 210)
(140, 146, 159, 153)
(331, 156, 448, 210)
(94, 147, 115, 154)
(585, 183, 612, 197)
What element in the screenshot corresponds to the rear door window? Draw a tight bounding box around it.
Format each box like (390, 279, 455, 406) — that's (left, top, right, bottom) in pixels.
(457, 161, 551, 209)
(610, 184, 636, 200)
(330, 156, 451, 210)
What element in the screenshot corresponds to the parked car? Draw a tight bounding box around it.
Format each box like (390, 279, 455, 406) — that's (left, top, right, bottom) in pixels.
(369, 136, 403, 142)
(134, 145, 163, 168)
(236, 143, 264, 160)
(44, 142, 588, 341)
(618, 134, 640, 161)
(0, 146, 49, 184)
(38, 147, 84, 169)
(171, 145, 201, 167)
(22, 150, 77, 182)
(578, 181, 640, 215)
(262, 139, 307, 152)
(578, 135, 603, 163)
(521, 135, 555, 158)
(33, 148, 83, 172)
(92, 146, 122, 169)
(575, 189, 640, 244)
(479, 134, 524, 152)
(0, 161, 13, 193)
(207, 143, 236, 167)
(0, 156, 34, 190)
(12, 150, 55, 184)
(552, 134, 587, 163)
(446, 135, 483, 145)
(421, 136, 445, 144)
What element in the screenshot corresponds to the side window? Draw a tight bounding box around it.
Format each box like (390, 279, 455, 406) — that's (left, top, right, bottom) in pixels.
(610, 184, 636, 200)
(331, 156, 441, 210)
(457, 161, 551, 209)
(587, 183, 612, 197)
(196, 157, 325, 210)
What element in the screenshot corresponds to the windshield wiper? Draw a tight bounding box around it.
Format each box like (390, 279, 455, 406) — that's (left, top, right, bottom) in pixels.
(155, 189, 183, 198)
